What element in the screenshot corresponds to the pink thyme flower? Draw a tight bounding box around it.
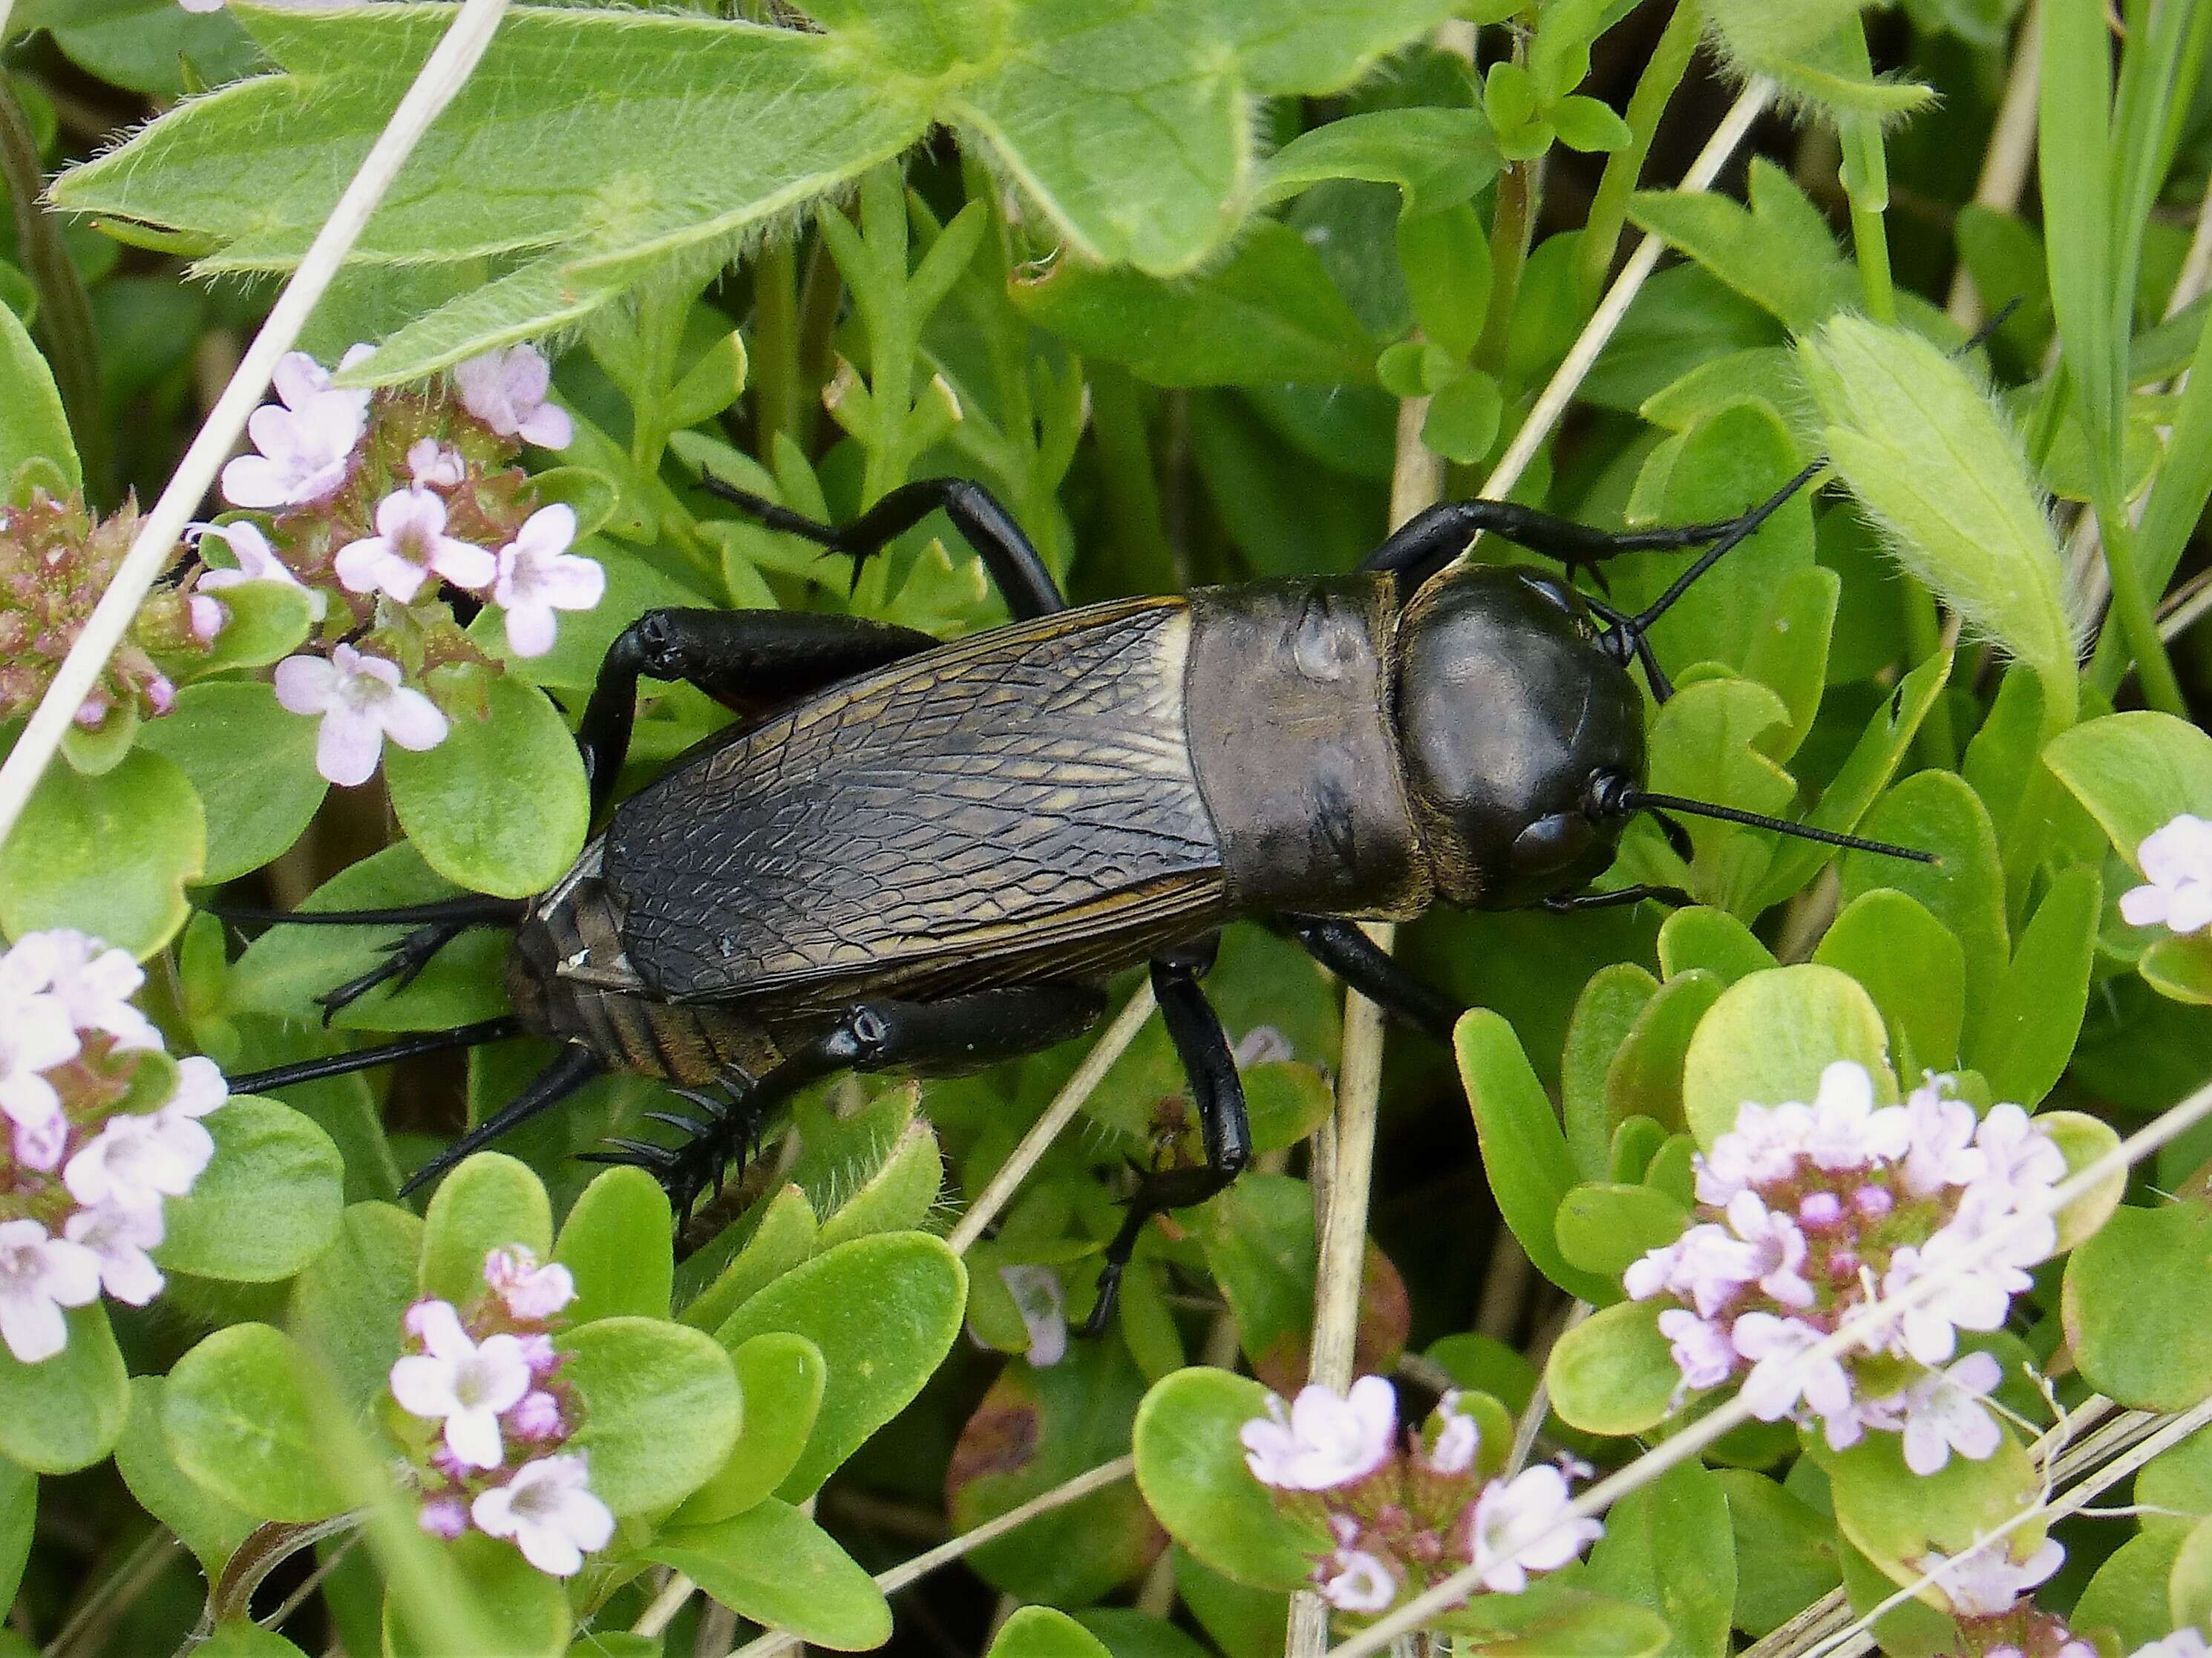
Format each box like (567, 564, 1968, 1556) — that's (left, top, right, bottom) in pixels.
(1316, 1548, 1398, 1613)
(1922, 1536, 2064, 1618)
(997, 1264, 1068, 1369)
(1876, 1349, 2005, 1476)
(0, 990, 79, 1142)
(469, 1453, 613, 1576)
(191, 520, 326, 620)
(491, 505, 601, 658)
(64, 1202, 166, 1307)
(336, 487, 496, 602)
(454, 345, 572, 449)
(1463, 1465, 1603, 1594)
(0, 1219, 101, 1363)
(406, 439, 466, 488)
(483, 1246, 576, 1321)
(1240, 1376, 1398, 1491)
(388, 1299, 532, 1470)
(221, 353, 368, 509)
(2120, 814, 2212, 935)
(274, 645, 448, 787)
(4, 929, 161, 1052)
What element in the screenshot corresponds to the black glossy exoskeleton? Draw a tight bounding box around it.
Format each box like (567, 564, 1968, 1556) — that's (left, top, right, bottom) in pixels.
(226, 466, 1925, 1323)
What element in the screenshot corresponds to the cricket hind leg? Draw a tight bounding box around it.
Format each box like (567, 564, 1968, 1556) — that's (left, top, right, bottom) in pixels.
(585, 983, 1108, 1254)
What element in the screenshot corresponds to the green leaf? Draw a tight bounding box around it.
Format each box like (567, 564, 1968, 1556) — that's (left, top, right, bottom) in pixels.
(1254, 108, 1500, 217)
(715, 1231, 966, 1500)
(1626, 403, 1816, 677)
(552, 1167, 673, 1325)
(1132, 1368, 1323, 1591)
(1586, 1459, 1734, 1658)
(165, 1323, 360, 1521)
(1800, 316, 2081, 733)
(419, 1152, 553, 1305)
(948, 1343, 1159, 1605)
(557, 1317, 739, 1514)
(2072, 1530, 2188, 1654)
(1397, 203, 1491, 361)
(678, 1183, 817, 1334)
(2064, 1201, 2212, 1411)
(196, 1627, 313, 1658)
(1643, 678, 1795, 909)
(228, 842, 510, 1032)
(1813, 891, 1966, 1072)
(1839, 771, 2010, 1051)
(0, 1457, 27, 1613)
(0, 1305, 128, 1473)
(64, 4, 1459, 370)
(385, 674, 589, 900)
(1754, 648, 1952, 907)
(1710, 1469, 1841, 1638)
(1421, 369, 1504, 465)
(286, 1201, 424, 1413)
(1546, 1299, 1680, 1437)
(1740, 566, 1841, 761)
(0, 293, 77, 490)
(189, 580, 315, 675)
(1552, 94, 1633, 153)
(1555, 1183, 1689, 1285)
(2144, 935, 2212, 1006)
(114, 1376, 255, 1577)
(1969, 865, 2101, 1106)
(382, 1531, 569, 1658)
(1628, 160, 1857, 332)
(0, 747, 203, 959)
(673, 1331, 825, 1527)
(1011, 220, 1378, 387)
(16, 0, 261, 98)
(160, 1097, 344, 1282)
(2041, 1110, 2125, 1251)
(987, 1608, 1114, 1658)
(2046, 710, 2212, 866)
(647, 1499, 891, 1652)
(138, 681, 327, 885)
(1681, 965, 1894, 1149)
(1604, 971, 1725, 1140)
(1657, 908, 1776, 986)
(1457, 1009, 1617, 1303)
(1813, 1423, 2043, 1595)
(1563, 963, 1660, 1182)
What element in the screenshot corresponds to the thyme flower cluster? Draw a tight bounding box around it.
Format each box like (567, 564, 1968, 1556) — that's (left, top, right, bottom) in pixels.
(388, 1245, 615, 1577)
(0, 928, 226, 1363)
(0, 490, 220, 734)
(199, 342, 603, 787)
(1240, 1377, 1602, 1618)
(1627, 1061, 2065, 1464)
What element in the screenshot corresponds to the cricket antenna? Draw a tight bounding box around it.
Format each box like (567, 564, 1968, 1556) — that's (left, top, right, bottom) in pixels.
(1613, 784, 1935, 864)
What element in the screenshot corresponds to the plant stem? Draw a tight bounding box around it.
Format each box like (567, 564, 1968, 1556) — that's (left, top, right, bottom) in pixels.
(1087, 365, 1179, 597)
(750, 237, 799, 457)
(1573, 0, 1702, 308)
(0, 72, 104, 496)
(792, 234, 842, 457)
(2095, 493, 2189, 714)
(1474, 159, 1535, 373)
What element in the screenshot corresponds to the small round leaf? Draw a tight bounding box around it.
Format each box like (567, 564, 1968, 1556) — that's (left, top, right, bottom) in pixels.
(386, 673, 588, 898)
(1131, 1367, 1323, 1592)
